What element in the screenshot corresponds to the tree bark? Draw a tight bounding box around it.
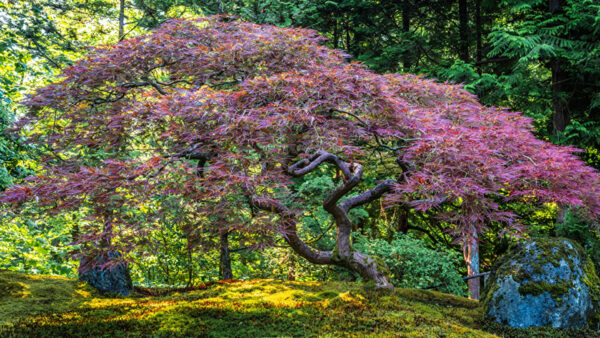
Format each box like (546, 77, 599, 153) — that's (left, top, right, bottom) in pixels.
(397, 208, 409, 234)
(186, 239, 194, 287)
(246, 149, 397, 290)
(475, 0, 482, 66)
(463, 233, 480, 300)
(345, 19, 351, 52)
(287, 251, 296, 281)
(402, 1, 411, 70)
(333, 18, 339, 49)
(219, 231, 233, 280)
(118, 0, 125, 41)
(458, 0, 469, 62)
(102, 211, 112, 247)
(549, 0, 569, 133)
(551, 59, 570, 133)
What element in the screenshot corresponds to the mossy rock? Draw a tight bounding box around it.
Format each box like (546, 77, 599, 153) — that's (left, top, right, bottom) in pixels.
(481, 237, 599, 329)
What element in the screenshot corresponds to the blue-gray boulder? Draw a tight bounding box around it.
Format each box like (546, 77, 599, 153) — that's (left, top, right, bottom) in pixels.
(481, 237, 599, 328)
(78, 251, 133, 296)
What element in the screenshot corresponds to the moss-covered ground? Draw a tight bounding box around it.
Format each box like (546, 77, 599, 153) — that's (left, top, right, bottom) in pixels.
(1, 269, 598, 337)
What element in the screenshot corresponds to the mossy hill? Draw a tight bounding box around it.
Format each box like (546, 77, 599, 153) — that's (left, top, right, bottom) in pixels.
(1, 270, 598, 337)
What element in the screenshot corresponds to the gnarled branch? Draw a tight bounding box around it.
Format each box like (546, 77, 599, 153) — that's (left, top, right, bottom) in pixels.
(340, 179, 395, 212)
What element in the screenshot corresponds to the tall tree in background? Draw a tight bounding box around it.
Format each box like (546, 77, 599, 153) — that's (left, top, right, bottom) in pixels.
(487, 0, 600, 134)
(119, 0, 126, 40)
(458, 0, 469, 62)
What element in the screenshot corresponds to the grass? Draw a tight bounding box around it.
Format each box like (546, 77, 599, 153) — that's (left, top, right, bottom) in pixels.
(1, 269, 598, 337)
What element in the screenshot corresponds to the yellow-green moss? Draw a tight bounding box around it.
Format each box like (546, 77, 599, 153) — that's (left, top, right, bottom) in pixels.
(371, 254, 392, 283)
(0, 269, 98, 327)
(0, 270, 497, 337)
(584, 257, 600, 302)
(583, 256, 600, 329)
(2, 270, 598, 337)
(518, 281, 571, 298)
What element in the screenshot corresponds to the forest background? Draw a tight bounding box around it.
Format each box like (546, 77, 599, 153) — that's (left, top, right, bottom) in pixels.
(1, 0, 599, 297)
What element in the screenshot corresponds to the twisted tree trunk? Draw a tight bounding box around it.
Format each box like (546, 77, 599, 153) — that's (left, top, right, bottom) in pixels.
(248, 150, 396, 290)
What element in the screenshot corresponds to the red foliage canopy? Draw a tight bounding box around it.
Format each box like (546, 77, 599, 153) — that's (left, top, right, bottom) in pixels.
(3, 16, 600, 288)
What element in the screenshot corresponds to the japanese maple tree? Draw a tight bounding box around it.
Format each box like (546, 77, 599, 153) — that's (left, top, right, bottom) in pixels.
(3, 16, 600, 290)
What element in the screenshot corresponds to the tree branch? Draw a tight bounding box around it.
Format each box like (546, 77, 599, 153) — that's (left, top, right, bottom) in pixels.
(340, 179, 395, 212)
(288, 150, 352, 179)
(143, 77, 167, 95)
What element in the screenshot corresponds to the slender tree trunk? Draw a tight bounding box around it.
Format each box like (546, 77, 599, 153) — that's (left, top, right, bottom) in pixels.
(186, 240, 194, 287)
(463, 233, 480, 300)
(397, 208, 409, 234)
(71, 214, 81, 251)
(345, 19, 351, 52)
(102, 211, 112, 247)
(333, 19, 339, 49)
(402, 1, 411, 70)
(118, 0, 125, 41)
(549, 0, 562, 12)
(552, 59, 569, 133)
(458, 0, 469, 62)
(549, 0, 569, 133)
(475, 0, 482, 66)
(287, 251, 296, 281)
(158, 231, 171, 284)
(219, 231, 233, 280)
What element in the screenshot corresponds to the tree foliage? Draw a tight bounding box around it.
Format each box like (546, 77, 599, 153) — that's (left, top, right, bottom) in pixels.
(2, 16, 600, 289)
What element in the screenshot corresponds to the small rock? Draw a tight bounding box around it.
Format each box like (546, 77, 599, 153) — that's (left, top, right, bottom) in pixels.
(78, 251, 133, 296)
(481, 237, 599, 328)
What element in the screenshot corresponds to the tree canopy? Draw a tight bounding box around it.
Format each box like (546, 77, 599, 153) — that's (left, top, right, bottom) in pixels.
(2, 16, 600, 289)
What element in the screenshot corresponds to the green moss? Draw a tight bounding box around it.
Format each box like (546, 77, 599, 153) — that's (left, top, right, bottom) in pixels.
(518, 281, 571, 298)
(371, 255, 392, 279)
(331, 245, 342, 264)
(0, 270, 496, 337)
(315, 291, 338, 299)
(480, 276, 500, 314)
(536, 238, 578, 268)
(583, 257, 600, 302)
(2, 270, 598, 337)
(0, 270, 98, 327)
(482, 320, 600, 338)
